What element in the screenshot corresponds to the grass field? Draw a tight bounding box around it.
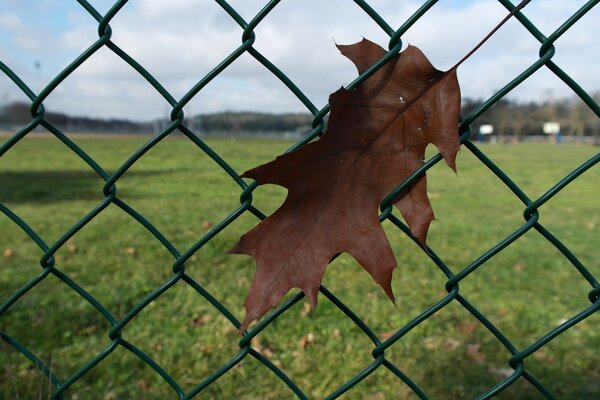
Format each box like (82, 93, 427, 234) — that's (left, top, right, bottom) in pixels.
(0, 134, 598, 399)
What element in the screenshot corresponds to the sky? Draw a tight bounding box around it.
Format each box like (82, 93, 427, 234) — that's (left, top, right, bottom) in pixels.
(0, 0, 598, 121)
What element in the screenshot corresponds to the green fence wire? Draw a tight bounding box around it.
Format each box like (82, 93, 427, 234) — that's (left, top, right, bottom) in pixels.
(1, 0, 599, 398)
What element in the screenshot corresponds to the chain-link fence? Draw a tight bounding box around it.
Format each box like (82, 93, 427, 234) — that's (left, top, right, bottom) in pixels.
(1, 0, 599, 399)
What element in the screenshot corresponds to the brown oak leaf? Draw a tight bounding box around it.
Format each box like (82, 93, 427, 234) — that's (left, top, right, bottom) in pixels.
(230, 38, 460, 331)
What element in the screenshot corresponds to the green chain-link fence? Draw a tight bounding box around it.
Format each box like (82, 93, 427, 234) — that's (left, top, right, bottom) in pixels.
(1, 0, 599, 398)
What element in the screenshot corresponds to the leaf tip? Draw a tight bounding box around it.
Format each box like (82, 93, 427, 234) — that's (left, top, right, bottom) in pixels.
(444, 152, 459, 174)
(227, 239, 245, 255)
(377, 267, 396, 304)
(238, 316, 253, 335)
(384, 285, 396, 304)
(239, 299, 265, 334)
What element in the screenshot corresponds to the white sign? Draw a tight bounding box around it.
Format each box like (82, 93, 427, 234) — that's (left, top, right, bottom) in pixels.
(543, 122, 560, 135)
(479, 124, 494, 135)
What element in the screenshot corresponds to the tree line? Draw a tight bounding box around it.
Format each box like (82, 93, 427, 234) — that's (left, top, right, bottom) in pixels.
(1, 97, 598, 139)
(191, 112, 312, 135)
(0, 102, 312, 135)
(462, 95, 600, 140)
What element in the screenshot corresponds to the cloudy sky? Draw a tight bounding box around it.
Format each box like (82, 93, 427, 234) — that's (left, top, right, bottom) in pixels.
(0, 0, 598, 121)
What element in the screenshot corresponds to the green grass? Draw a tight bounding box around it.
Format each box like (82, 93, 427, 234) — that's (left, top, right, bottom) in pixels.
(0, 134, 598, 399)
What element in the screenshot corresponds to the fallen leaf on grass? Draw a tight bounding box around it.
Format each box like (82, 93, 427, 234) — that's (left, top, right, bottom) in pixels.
(423, 336, 461, 351)
(136, 379, 150, 391)
(66, 241, 77, 253)
(532, 350, 553, 362)
(191, 315, 212, 327)
(251, 337, 263, 351)
(467, 343, 486, 364)
(80, 324, 98, 335)
(300, 302, 312, 317)
(444, 338, 461, 351)
(149, 342, 162, 352)
(490, 367, 514, 378)
(251, 337, 275, 357)
(263, 347, 274, 358)
(104, 391, 118, 400)
(299, 332, 316, 349)
(513, 261, 525, 271)
(456, 321, 478, 338)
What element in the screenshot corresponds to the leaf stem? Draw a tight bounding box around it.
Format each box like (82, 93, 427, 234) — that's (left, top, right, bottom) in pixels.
(452, 0, 531, 70)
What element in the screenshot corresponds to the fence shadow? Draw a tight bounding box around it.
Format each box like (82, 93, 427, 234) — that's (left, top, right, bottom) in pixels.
(0, 169, 184, 204)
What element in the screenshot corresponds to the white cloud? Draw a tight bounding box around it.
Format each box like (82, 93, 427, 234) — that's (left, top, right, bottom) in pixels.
(1, 0, 598, 120)
(15, 34, 44, 52)
(0, 13, 22, 31)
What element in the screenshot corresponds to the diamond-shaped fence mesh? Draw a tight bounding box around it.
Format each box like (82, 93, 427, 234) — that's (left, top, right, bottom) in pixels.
(1, 0, 599, 399)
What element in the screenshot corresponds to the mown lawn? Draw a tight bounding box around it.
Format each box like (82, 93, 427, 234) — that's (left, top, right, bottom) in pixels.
(0, 134, 598, 399)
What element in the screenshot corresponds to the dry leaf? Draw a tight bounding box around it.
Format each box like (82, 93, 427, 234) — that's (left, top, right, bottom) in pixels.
(251, 337, 263, 352)
(585, 220, 596, 229)
(299, 332, 316, 349)
(104, 392, 118, 400)
(513, 261, 525, 272)
(491, 367, 514, 378)
(81, 324, 98, 335)
(467, 343, 486, 364)
(381, 331, 395, 340)
(230, 38, 460, 331)
(456, 321, 478, 338)
(423, 336, 439, 350)
(191, 315, 212, 327)
(532, 350, 555, 364)
(136, 379, 150, 391)
(444, 338, 461, 351)
(300, 302, 312, 317)
(66, 241, 77, 253)
(149, 342, 162, 352)
(262, 347, 274, 358)
(3, 248, 14, 258)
